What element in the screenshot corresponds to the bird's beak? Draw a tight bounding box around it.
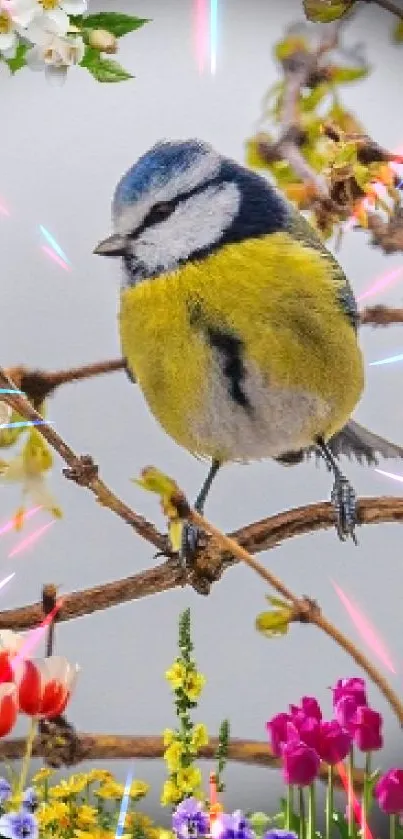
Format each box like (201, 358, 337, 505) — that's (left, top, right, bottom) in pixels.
(93, 233, 127, 257)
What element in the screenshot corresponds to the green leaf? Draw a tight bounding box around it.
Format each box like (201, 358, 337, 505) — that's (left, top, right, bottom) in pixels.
(80, 12, 149, 37)
(394, 20, 403, 43)
(330, 65, 369, 84)
(80, 46, 133, 82)
(248, 813, 271, 836)
(5, 42, 30, 75)
(266, 595, 290, 609)
(255, 607, 292, 638)
(303, 0, 356, 23)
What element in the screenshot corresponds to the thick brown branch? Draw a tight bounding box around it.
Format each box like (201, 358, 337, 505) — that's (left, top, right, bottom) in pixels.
(1, 497, 403, 632)
(360, 305, 403, 325)
(0, 733, 364, 791)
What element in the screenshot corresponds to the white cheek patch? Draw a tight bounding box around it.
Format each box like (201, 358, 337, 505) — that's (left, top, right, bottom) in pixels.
(114, 148, 222, 235)
(131, 181, 241, 272)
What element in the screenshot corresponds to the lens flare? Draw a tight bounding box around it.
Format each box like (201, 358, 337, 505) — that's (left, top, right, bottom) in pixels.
(369, 353, 403, 367)
(195, 0, 208, 74)
(115, 769, 133, 838)
(336, 761, 373, 839)
(0, 420, 55, 430)
(357, 266, 403, 303)
(0, 573, 15, 593)
(0, 202, 10, 217)
(0, 508, 41, 539)
(0, 389, 24, 395)
(13, 597, 64, 666)
(331, 580, 396, 673)
(210, 0, 218, 75)
(8, 521, 55, 559)
(39, 225, 70, 264)
(41, 245, 70, 272)
(375, 468, 403, 484)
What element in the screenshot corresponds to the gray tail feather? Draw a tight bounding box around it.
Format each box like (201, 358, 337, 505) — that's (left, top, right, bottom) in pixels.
(327, 420, 403, 466)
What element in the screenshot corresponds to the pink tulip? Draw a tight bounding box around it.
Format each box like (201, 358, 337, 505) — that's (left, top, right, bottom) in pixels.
(282, 739, 320, 786)
(317, 720, 351, 765)
(374, 769, 403, 814)
(266, 713, 292, 757)
(332, 678, 367, 710)
(353, 706, 383, 752)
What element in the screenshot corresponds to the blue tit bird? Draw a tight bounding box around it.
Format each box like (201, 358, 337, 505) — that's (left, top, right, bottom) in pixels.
(94, 138, 403, 554)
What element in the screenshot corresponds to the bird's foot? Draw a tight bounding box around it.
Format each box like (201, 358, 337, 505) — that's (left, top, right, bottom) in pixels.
(330, 472, 358, 545)
(179, 522, 203, 569)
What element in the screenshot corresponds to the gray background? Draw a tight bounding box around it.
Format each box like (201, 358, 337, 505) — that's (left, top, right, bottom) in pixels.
(1, 0, 403, 828)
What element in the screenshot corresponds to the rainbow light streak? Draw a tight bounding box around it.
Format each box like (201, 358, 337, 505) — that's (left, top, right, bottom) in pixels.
(357, 266, 403, 303)
(0, 573, 15, 593)
(210, 0, 218, 75)
(0, 507, 41, 539)
(0, 389, 24, 395)
(369, 353, 403, 367)
(41, 245, 70, 272)
(39, 225, 70, 265)
(375, 468, 403, 484)
(8, 521, 55, 559)
(13, 597, 64, 666)
(336, 761, 373, 839)
(195, 0, 208, 74)
(332, 580, 396, 673)
(115, 769, 133, 838)
(0, 420, 55, 431)
(0, 203, 10, 217)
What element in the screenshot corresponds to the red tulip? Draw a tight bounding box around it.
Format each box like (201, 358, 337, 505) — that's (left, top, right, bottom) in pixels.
(15, 656, 79, 718)
(374, 769, 403, 814)
(0, 631, 25, 684)
(0, 684, 18, 736)
(317, 720, 351, 765)
(282, 738, 320, 786)
(353, 706, 383, 752)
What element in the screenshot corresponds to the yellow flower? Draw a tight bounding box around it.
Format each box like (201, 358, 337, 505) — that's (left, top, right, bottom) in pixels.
(85, 768, 114, 784)
(74, 831, 130, 839)
(96, 779, 125, 800)
(128, 812, 159, 839)
(49, 774, 87, 799)
(32, 766, 56, 783)
(38, 800, 70, 828)
(76, 804, 98, 828)
(159, 831, 175, 839)
(183, 671, 205, 701)
(176, 766, 202, 793)
(163, 728, 175, 747)
(161, 779, 182, 806)
(164, 740, 184, 772)
(165, 661, 186, 689)
(129, 779, 150, 800)
(190, 723, 209, 750)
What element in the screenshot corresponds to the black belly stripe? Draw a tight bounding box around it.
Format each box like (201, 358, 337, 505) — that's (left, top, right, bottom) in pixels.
(206, 327, 252, 411)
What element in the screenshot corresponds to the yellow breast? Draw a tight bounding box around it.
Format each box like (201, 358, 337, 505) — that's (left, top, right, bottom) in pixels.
(119, 233, 364, 459)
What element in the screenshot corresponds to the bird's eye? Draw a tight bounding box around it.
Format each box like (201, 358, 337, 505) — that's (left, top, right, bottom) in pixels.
(149, 202, 174, 222)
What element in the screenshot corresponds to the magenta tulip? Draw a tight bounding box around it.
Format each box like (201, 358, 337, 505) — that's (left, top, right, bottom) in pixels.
(334, 695, 360, 734)
(374, 769, 403, 814)
(266, 713, 292, 757)
(332, 678, 367, 709)
(290, 697, 322, 723)
(353, 706, 383, 752)
(282, 739, 320, 786)
(317, 720, 351, 765)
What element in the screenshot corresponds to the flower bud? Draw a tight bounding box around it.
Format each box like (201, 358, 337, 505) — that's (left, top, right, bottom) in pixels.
(88, 29, 118, 54)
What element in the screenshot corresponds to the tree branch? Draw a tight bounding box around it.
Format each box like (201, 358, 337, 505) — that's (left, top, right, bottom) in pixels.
(360, 305, 403, 325)
(369, 0, 403, 21)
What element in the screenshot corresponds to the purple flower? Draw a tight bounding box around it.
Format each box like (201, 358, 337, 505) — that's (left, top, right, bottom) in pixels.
(172, 798, 209, 839)
(353, 707, 383, 752)
(22, 788, 38, 813)
(282, 738, 320, 786)
(215, 811, 254, 839)
(317, 720, 351, 765)
(0, 778, 11, 805)
(374, 769, 403, 814)
(263, 833, 298, 839)
(0, 810, 38, 839)
(266, 713, 292, 757)
(332, 678, 367, 710)
(290, 697, 322, 723)
(334, 695, 360, 734)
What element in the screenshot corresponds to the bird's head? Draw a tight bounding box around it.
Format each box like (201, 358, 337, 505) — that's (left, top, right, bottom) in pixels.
(94, 138, 288, 284)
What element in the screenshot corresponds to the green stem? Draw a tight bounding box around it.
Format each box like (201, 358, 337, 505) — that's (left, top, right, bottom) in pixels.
(390, 814, 397, 839)
(18, 718, 37, 796)
(308, 783, 316, 839)
(286, 785, 294, 830)
(326, 765, 334, 839)
(348, 748, 355, 839)
(361, 753, 372, 839)
(299, 787, 306, 839)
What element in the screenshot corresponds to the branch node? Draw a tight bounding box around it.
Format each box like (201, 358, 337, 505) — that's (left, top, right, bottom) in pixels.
(62, 455, 99, 487)
(293, 596, 321, 624)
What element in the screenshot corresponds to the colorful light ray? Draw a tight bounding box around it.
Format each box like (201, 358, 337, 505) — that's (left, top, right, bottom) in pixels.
(210, 0, 218, 75)
(8, 521, 55, 559)
(115, 769, 133, 838)
(0, 203, 10, 217)
(0, 573, 15, 593)
(0, 507, 41, 539)
(331, 580, 396, 673)
(39, 225, 70, 265)
(357, 266, 403, 303)
(336, 762, 373, 839)
(41, 245, 70, 272)
(369, 353, 403, 367)
(13, 597, 64, 666)
(0, 389, 24, 395)
(195, 0, 208, 74)
(0, 419, 55, 430)
(375, 468, 403, 484)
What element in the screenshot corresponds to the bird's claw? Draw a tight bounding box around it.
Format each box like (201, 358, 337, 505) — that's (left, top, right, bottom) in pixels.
(330, 473, 358, 545)
(180, 522, 202, 569)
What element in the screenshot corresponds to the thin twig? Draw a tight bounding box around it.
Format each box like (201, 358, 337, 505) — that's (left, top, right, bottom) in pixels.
(369, 0, 403, 21)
